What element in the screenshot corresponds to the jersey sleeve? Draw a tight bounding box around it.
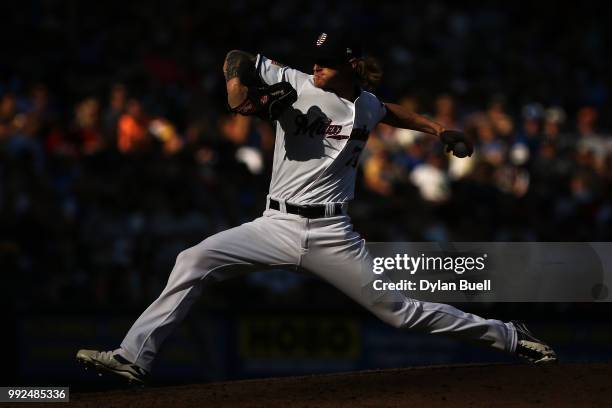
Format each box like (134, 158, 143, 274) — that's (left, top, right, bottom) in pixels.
(375, 97, 388, 124)
(255, 54, 310, 94)
(362, 91, 388, 125)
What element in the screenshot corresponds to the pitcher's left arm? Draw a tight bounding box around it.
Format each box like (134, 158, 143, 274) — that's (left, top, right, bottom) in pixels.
(380, 102, 473, 157)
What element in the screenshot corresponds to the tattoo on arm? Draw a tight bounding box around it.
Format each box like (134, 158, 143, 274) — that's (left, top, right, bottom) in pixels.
(223, 50, 257, 85)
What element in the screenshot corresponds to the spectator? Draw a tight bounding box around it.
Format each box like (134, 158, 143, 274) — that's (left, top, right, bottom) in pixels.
(410, 152, 450, 203)
(117, 99, 149, 153)
(103, 84, 127, 144)
(73, 98, 103, 155)
(433, 94, 459, 130)
(576, 106, 610, 169)
(486, 95, 514, 139)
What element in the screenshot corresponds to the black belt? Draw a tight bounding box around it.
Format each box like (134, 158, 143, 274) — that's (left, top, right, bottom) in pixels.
(269, 199, 344, 218)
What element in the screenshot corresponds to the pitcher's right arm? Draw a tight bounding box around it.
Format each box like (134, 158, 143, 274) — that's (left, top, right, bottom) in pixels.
(223, 50, 258, 109)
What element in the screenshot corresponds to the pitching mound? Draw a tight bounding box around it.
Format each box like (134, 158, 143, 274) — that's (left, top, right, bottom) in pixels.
(68, 363, 610, 407)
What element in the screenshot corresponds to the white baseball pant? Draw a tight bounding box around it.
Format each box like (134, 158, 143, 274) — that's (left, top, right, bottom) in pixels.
(118, 207, 517, 371)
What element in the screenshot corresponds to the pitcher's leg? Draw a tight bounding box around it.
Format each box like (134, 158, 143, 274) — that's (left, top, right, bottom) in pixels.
(301, 221, 516, 353)
(119, 214, 301, 372)
(384, 298, 516, 352)
(118, 241, 252, 372)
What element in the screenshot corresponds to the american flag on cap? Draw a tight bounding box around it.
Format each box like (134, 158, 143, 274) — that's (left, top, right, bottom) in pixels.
(316, 33, 328, 47)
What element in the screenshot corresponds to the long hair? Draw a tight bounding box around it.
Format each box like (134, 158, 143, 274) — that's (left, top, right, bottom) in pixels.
(353, 56, 383, 91)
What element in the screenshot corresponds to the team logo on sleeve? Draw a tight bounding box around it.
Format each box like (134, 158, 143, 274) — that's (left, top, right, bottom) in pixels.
(349, 126, 369, 141)
(316, 33, 328, 46)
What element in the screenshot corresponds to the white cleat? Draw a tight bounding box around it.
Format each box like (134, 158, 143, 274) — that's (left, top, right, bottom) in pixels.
(512, 321, 558, 364)
(76, 349, 149, 385)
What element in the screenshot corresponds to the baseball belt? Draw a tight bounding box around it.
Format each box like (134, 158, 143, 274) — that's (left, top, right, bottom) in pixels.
(268, 199, 345, 218)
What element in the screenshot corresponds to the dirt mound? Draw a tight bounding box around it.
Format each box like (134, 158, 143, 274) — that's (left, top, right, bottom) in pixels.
(65, 363, 611, 407)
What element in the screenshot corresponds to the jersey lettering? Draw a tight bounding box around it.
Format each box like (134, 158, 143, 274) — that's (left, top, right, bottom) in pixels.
(294, 114, 343, 138)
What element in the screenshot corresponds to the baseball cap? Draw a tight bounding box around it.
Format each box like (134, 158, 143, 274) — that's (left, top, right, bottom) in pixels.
(310, 32, 362, 66)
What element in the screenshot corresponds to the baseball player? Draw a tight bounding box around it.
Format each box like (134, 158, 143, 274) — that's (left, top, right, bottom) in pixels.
(77, 33, 556, 384)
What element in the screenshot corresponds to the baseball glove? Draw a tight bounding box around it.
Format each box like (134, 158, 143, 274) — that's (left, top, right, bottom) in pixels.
(230, 82, 297, 121)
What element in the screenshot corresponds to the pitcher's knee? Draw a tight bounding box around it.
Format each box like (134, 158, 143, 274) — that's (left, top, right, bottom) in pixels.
(175, 239, 221, 273)
(176, 248, 197, 269)
(374, 300, 421, 329)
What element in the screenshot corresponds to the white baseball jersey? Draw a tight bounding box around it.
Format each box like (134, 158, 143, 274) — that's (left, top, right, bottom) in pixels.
(255, 55, 387, 205)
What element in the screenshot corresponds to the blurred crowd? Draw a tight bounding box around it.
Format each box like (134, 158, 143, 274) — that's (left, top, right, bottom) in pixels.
(1, 1, 611, 309)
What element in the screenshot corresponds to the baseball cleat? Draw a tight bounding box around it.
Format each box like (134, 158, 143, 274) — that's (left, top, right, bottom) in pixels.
(76, 349, 149, 385)
(512, 321, 558, 364)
